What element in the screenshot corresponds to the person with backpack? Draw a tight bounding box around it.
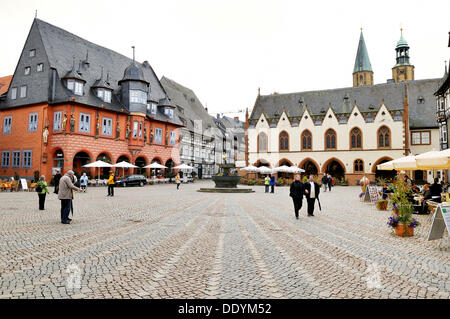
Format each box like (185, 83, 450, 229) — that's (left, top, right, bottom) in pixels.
(107, 171, 115, 197)
(270, 174, 276, 193)
(36, 176, 50, 210)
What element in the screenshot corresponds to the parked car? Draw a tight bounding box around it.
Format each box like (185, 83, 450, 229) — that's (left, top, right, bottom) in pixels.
(115, 175, 147, 187)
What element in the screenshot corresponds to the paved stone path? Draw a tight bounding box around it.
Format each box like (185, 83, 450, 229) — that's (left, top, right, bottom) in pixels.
(0, 182, 448, 299)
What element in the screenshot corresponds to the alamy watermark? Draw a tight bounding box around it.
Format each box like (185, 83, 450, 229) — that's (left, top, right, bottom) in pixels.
(66, 264, 82, 290)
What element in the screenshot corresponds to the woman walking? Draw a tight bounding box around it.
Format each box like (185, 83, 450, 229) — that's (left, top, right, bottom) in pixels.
(36, 176, 50, 210)
(80, 173, 88, 192)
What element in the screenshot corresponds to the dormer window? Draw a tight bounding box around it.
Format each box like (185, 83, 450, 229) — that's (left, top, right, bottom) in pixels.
(147, 103, 157, 114)
(129, 90, 147, 104)
(66, 79, 84, 96)
(164, 107, 174, 119)
(96, 88, 112, 103)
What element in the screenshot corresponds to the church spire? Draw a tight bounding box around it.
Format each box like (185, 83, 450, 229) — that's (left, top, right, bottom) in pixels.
(353, 29, 373, 87)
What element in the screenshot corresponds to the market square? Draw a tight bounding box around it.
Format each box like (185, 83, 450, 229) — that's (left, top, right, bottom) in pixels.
(0, 182, 448, 299)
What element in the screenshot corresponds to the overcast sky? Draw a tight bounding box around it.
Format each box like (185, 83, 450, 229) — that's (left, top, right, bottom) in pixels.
(1, 0, 449, 120)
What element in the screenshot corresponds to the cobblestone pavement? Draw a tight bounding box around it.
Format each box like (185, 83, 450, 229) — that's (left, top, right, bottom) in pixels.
(0, 182, 449, 299)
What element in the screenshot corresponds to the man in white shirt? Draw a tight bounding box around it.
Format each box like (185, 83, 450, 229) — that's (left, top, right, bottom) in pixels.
(304, 175, 320, 216)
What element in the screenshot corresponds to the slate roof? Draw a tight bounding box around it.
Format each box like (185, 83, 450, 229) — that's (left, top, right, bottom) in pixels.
(0, 19, 182, 126)
(160, 76, 221, 138)
(250, 79, 441, 129)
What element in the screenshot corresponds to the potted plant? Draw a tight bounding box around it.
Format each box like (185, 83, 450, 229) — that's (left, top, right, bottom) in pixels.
(248, 179, 256, 186)
(386, 176, 420, 237)
(376, 199, 388, 211)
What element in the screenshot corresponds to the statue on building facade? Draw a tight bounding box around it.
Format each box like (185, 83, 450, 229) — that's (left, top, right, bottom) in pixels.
(62, 113, 68, 131)
(144, 127, 147, 143)
(95, 117, 100, 137)
(150, 129, 153, 144)
(125, 122, 130, 140)
(69, 114, 75, 132)
(116, 121, 120, 140)
(43, 126, 49, 145)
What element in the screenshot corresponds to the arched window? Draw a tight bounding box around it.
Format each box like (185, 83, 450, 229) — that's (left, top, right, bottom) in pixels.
(279, 131, 289, 151)
(258, 132, 267, 152)
(354, 159, 364, 172)
(350, 127, 362, 149)
(378, 126, 391, 149)
(325, 129, 337, 150)
(301, 130, 312, 150)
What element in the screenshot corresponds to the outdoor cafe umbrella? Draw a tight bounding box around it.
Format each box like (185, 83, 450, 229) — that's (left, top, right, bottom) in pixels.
(391, 155, 418, 170)
(144, 162, 168, 169)
(377, 160, 395, 170)
(415, 150, 450, 169)
(272, 165, 291, 173)
(377, 155, 418, 171)
(82, 160, 113, 182)
(241, 165, 259, 179)
(144, 162, 168, 178)
(257, 166, 272, 175)
(174, 164, 194, 170)
(287, 166, 305, 174)
(112, 161, 138, 177)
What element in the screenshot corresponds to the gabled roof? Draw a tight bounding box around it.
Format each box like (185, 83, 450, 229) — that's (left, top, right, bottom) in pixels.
(161, 76, 220, 137)
(0, 19, 181, 125)
(353, 31, 372, 73)
(0, 75, 12, 95)
(249, 79, 440, 129)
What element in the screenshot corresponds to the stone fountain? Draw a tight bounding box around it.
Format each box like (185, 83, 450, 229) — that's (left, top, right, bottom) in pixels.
(198, 158, 254, 193)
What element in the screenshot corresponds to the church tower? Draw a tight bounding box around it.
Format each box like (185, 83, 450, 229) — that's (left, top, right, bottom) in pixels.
(392, 28, 415, 82)
(353, 29, 373, 87)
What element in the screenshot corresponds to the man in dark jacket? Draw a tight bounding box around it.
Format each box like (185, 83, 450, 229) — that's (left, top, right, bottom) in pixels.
(429, 178, 442, 203)
(289, 174, 304, 219)
(304, 175, 320, 216)
(53, 169, 62, 194)
(321, 175, 328, 192)
(327, 174, 333, 192)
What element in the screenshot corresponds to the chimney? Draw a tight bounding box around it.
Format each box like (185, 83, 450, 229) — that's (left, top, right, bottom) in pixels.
(216, 113, 220, 119)
(205, 107, 208, 113)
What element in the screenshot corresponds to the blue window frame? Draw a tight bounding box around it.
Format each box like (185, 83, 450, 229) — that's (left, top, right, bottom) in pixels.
(22, 150, 32, 168)
(12, 151, 20, 168)
(155, 128, 162, 144)
(1, 151, 10, 168)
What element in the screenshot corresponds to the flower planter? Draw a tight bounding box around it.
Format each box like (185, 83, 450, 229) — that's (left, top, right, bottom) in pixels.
(394, 224, 414, 237)
(377, 201, 388, 210)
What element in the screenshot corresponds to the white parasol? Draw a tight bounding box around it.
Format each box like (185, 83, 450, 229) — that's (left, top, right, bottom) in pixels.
(82, 160, 113, 182)
(112, 161, 138, 177)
